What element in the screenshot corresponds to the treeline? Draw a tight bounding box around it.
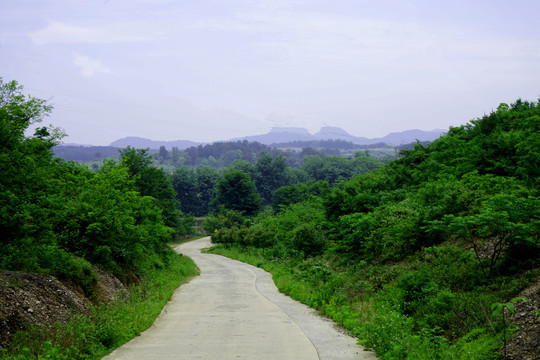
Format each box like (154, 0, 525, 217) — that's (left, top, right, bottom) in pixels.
(0, 79, 192, 291)
(206, 100, 540, 359)
(270, 139, 392, 150)
(53, 145, 121, 161)
(54, 138, 396, 172)
(171, 151, 383, 216)
(155, 140, 392, 170)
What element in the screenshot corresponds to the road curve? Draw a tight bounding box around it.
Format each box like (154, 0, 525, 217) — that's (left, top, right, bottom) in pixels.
(103, 237, 377, 360)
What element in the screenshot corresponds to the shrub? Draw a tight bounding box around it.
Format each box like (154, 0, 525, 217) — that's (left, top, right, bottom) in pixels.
(291, 223, 327, 258)
(38, 245, 97, 296)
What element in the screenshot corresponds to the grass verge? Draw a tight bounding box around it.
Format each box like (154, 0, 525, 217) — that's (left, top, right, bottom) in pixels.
(208, 244, 537, 360)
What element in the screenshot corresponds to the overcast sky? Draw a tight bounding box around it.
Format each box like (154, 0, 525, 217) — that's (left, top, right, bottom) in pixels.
(2, 0, 539, 145)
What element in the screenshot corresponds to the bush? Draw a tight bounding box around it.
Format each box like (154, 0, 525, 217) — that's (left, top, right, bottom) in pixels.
(38, 245, 97, 296)
(291, 224, 327, 258)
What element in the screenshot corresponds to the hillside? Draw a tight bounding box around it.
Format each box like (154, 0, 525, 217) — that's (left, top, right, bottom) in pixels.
(205, 99, 540, 360)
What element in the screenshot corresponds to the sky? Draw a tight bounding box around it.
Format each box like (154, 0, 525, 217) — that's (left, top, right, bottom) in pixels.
(1, 0, 539, 145)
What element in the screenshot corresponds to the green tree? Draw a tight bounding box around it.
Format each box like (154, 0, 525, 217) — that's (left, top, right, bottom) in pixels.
(302, 155, 353, 184)
(446, 194, 539, 277)
(119, 146, 152, 177)
(214, 170, 262, 215)
(158, 145, 169, 163)
(0, 78, 61, 269)
(254, 151, 291, 204)
(170, 146, 182, 167)
(171, 167, 198, 215)
(0, 78, 182, 291)
(120, 146, 186, 232)
(195, 166, 220, 216)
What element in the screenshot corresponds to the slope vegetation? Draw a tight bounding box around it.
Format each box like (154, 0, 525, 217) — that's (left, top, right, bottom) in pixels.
(208, 99, 540, 359)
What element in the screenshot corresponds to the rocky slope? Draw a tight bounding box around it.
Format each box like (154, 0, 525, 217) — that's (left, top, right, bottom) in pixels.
(0, 266, 127, 347)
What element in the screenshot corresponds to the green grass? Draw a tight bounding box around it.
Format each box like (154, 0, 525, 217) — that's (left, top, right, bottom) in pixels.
(0, 251, 199, 360)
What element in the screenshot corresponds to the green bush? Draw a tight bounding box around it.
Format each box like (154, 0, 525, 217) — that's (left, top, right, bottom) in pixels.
(38, 245, 97, 296)
(291, 223, 327, 258)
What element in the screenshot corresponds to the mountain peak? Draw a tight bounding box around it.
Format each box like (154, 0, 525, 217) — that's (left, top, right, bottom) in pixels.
(315, 126, 351, 137)
(313, 126, 370, 143)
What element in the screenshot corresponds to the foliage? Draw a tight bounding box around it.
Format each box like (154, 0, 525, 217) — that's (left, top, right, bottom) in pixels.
(0, 78, 189, 292)
(253, 151, 292, 204)
(488, 297, 528, 359)
(302, 153, 382, 185)
(213, 170, 262, 215)
(271, 180, 330, 210)
(171, 166, 220, 216)
(119, 146, 191, 233)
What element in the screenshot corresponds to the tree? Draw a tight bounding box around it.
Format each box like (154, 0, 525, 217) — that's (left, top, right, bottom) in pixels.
(120, 146, 186, 232)
(171, 167, 198, 215)
(170, 146, 182, 167)
(0, 78, 187, 297)
(195, 166, 220, 216)
(158, 145, 169, 163)
(253, 151, 292, 204)
(214, 170, 262, 215)
(0, 78, 60, 265)
(119, 146, 152, 177)
(446, 193, 539, 277)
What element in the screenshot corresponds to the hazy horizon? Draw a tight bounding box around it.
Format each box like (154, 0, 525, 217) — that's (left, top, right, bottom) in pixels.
(2, 0, 539, 145)
(58, 126, 446, 147)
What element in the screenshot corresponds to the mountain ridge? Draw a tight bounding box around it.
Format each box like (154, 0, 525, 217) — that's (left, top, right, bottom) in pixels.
(234, 126, 445, 146)
(102, 127, 445, 150)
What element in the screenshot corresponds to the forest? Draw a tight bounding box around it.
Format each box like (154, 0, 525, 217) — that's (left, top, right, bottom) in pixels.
(1, 76, 539, 359)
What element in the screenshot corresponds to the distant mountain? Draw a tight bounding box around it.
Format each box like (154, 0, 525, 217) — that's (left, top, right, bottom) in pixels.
(373, 129, 446, 145)
(101, 127, 445, 155)
(235, 127, 445, 146)
(313, 126, 371, 144)
(109, 137, 202, 150)
(236, 127, 314, 144)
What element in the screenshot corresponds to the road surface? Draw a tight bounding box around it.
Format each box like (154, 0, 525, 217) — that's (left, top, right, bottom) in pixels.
(103, 237, 377, 359)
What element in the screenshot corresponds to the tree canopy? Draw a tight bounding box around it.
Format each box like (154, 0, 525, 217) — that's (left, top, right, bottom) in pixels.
(0, 78, 187, 289)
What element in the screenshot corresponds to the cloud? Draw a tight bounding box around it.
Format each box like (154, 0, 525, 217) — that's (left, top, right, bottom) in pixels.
(30, 21, 161, 44)
(73, 54, 111, 77)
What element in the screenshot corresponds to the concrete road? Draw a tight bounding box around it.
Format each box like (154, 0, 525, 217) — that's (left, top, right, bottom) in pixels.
(104, 237, 378, 360)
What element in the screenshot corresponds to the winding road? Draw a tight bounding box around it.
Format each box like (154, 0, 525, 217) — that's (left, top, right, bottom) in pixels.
(103, 237, 377, 359)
